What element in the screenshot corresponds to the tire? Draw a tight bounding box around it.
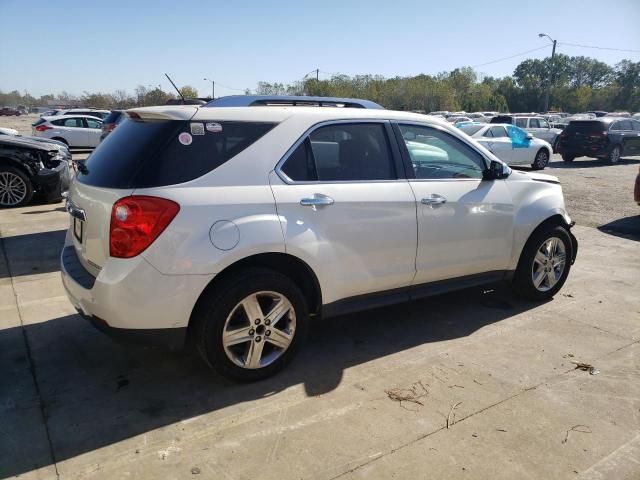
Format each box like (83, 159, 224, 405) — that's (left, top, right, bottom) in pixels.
(512, 224, 573, 301)
(193, 268, 309, 382)
(0, 166, 33, 208)
(531, 148, 550, 170)
(561, 154, 574, 163)
(552, 137, 559, 153)
(608, 145, 621, 164)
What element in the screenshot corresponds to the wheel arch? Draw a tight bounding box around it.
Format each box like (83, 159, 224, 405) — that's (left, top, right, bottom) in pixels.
(0, 156, 36, 178)
(188, 252, 322, 332)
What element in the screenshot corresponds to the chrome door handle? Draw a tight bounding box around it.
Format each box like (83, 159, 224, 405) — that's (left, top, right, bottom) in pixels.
(421, 195, 447, 205)
(300, 194, 334, 207)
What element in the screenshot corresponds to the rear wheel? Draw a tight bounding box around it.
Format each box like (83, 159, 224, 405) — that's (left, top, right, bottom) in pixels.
(512, 224, 572, 301)
(561, 154, 574, 163)
(52, 137, 68, 146)
(193, 268, 309, 381)
(608, 145, 621, 164)
(531, 148, 549, 170)
(0, 166, 33, 208)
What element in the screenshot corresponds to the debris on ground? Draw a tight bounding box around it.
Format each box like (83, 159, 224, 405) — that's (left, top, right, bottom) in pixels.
(446, 402, 462, 429)
(563, 293, 574, 298)
(385, 381, 428, 411)
(571, 361, 600, 375)
(496, 428, 507, 432)
(562, 425, 592, 444)
(191, 467, 201, 475)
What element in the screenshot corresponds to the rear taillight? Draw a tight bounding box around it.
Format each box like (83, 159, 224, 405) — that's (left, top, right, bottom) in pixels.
(35, 125, 52, 132)
(109, 196, 180, 258)
(589, 131, 607, 138)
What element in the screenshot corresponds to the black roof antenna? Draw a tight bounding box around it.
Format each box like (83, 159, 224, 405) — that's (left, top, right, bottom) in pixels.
(165, 73, 185, 101)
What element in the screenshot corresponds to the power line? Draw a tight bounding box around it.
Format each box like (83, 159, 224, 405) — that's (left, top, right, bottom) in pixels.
(471, 45, 551, 68)
(214, 82, 246, 92)
(558, 42, 640, 53)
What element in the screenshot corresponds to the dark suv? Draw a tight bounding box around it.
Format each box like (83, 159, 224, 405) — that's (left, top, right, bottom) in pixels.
(558, 118, 640, 164)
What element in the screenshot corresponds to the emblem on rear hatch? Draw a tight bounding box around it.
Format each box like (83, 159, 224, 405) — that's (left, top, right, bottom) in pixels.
(178, 132, 193, 145)
(190, 123, 205, 135)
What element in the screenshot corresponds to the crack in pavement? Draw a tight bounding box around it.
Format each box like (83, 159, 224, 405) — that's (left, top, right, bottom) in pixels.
(328, 338, 640, 479)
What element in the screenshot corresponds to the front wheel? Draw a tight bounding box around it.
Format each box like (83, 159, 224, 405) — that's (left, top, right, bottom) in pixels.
(193, 268, 309, 381)
(531, 149, 550, 170)
(0, 166, 33, 207)
(512, 225, 573, 301)
(561, 154, 574, 163)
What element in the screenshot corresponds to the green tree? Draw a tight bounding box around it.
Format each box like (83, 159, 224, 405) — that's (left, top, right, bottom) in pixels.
(179, 85, 199, 98)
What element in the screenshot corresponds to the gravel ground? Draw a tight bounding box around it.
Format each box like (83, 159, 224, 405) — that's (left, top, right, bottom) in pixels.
(2, 114, 639, 236)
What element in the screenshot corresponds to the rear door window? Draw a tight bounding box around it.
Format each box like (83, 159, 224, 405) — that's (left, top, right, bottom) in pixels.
(85, 118, 102, 129)
(281, 123, 396, 182)
(515, 118, 527, 128)
(78, 119, 276, 188)
(529, 119, 541, 128)
(53, 117, 83, 127)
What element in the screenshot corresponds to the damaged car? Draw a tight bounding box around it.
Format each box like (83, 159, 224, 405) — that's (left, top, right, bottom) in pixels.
(0, 135, 72, 207)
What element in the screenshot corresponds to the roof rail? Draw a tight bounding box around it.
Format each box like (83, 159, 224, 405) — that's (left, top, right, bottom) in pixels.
(203, 95, 384, 109)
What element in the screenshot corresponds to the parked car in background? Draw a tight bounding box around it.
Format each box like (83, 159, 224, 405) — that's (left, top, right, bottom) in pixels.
(586, 111, 608, 118)
(0, 135, 71, 207)
(100, 110, 125, 141)
(447, 116, 471, 124)
(558, 118, 640, 163)
(458, 123, 552, 170)
(61, 99, 576, 381)
(482, 111, 499, 117)
(606, 112, 631, 118)
(491, 115, 562, 151)
(467, 113, 489, 122)
(429, 111, 449, 116)
(633, 113, 640, 120)
(58, 109, 111, 120)
(0, 107, 21, 116)
(32, 115, 103, 148)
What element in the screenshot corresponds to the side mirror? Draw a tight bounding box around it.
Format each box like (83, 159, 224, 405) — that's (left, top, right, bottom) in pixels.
(526, 133, 534, 140)
(484, 160, 511, 180)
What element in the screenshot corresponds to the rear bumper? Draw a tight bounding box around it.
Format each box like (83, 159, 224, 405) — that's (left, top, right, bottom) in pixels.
(60, 234, 214, 349)
(558, 143, 611, 158)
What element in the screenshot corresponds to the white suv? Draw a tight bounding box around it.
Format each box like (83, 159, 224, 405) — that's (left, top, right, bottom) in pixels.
(61, 97, 578, 381)
(33, 115, 103, 148)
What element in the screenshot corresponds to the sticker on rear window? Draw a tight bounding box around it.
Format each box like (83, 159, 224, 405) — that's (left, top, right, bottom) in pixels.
(178, 132, 193, 146)
(206, 122, 223, 133)
(190, 123, 205, 135)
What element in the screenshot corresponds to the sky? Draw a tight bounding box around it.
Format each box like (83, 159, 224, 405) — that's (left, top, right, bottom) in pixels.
(1, 0, 639, 98)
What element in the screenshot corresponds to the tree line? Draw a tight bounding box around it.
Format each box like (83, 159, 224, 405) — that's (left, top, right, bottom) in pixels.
(1, 55, 638, 113)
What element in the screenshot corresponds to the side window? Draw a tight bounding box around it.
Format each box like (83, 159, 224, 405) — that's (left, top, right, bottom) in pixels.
(483, 128, 494, 138)
(529, 119, 541, 128)
(489, 126, 508, 138)
(399, 124, 486, 180)
(61, 117, 82, 127)
(86, 118, 102, 129)
(538, 119, 550, 129)
(610, 122, 623, 131)
(631, 120, 640, 132)
(515, 118, 527, 128)
(280, 123, 396, 182)
(619, 120, 633, 131)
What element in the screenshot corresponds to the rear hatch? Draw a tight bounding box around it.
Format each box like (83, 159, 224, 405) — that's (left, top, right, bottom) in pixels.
(68, 107, 198, 276)
(561, 121, 607, 150)
(67, 106, 277, 276)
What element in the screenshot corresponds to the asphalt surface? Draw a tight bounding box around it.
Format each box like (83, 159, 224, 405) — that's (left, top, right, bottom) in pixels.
(1, 114, 639, 480)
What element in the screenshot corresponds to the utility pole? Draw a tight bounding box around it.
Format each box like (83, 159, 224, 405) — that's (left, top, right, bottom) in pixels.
(539, 33, 557, 113)
(204, 78, 215, 99)
(316, 69, 319, 81)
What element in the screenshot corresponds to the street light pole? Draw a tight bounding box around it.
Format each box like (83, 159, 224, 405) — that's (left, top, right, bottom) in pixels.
(204, 78, 215, 99)
(539, 33, 557, 113)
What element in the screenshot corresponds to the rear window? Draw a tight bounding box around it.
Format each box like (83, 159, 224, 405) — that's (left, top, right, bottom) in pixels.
(32, 118, 46, 126)
(77, 119, 276, 188)
(458, 124, 484, 136)
(566, 121, 605, 133)
(102, 111, 123, 124)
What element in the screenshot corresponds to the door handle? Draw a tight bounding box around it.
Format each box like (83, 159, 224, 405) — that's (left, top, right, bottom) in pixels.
(421, 194, 447, 206)
(300, 194, 334, 207)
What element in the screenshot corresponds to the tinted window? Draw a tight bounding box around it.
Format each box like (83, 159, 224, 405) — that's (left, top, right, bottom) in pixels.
(399, 124, 485, 179)
(515, 118, 527, 128)
(631, 120, 640, 132)
(488, 126, 508, 138)
(610, 122, 624, 131)
(281, 123, 395, 182)
(458, 124, 484, 136)
(529, 119, 541, 128)
(78, 120, 276, 188)
(102, 111, 123, 124)
(53, 117, 83, 127)
(566, 121, 605, 134)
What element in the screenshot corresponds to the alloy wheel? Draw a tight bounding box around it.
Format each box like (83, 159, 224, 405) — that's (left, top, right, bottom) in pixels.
(0, 171, 27, 206)
(222, 291, 296, 369)
(610, 147, 620, 164)
(531, 237, 567, 292)
(535, 150, 549, 169)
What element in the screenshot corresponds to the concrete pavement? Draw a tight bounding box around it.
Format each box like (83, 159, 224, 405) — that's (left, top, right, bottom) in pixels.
(1, 198, 639, 480)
